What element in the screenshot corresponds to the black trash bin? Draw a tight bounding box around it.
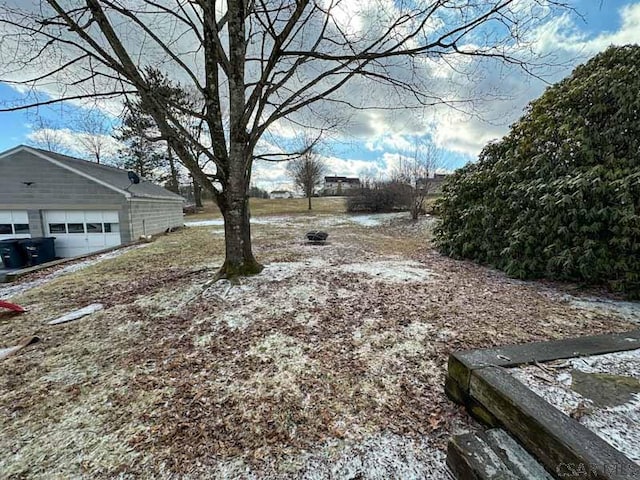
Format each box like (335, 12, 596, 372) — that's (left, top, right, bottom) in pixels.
(18, 237, 57, 266)
(0, 239, 28, 269)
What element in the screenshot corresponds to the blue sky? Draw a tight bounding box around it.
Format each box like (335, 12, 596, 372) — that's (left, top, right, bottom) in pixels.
(0, 1, 639, 189)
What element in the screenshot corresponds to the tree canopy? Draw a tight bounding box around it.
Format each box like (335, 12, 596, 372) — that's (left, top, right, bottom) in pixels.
(436, 45, 640, 297)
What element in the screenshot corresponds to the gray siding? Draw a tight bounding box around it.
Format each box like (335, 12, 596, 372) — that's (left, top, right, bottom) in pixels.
(128, 199, 184, 240)
(0, 151, 124, 208)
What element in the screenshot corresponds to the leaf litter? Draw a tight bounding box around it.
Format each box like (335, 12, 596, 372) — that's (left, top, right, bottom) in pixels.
(0, 213, 637, 478)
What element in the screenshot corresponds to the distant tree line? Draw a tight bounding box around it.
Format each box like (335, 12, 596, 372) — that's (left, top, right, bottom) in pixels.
(248, 186, 270, 199)
(346, 181, 412, 213)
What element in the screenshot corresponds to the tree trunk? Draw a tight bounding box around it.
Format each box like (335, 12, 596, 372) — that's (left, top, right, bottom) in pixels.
(308, 192, 312, 210)
(218, 162, 263, 277)
(167, 147, 179, 194)
(193, 176, 203, 208)
(411, 204, 419, 220)
(219, 0, 260, 278)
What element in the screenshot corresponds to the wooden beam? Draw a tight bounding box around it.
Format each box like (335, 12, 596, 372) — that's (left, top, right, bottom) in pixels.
(469, 367, 640, 480)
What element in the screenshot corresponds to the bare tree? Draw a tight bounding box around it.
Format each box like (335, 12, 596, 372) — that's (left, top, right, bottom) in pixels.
(27, 115, 67, 154)
(0, 1, 569, 277)
(393, 140, 444, 220)
(74, 110, 112, 164)
(287, 149, 327, 210)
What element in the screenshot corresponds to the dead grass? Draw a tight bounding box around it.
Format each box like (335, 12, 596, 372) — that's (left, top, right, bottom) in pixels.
(1, 211, 637, 479)
(185, 197, 347, 221)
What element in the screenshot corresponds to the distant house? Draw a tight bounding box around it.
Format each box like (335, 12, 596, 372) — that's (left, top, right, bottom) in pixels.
(323, 176, 361, 196)
(417, 173, 450, 194)
(0, 145, 184, 259)
(270, 190, 293, 199)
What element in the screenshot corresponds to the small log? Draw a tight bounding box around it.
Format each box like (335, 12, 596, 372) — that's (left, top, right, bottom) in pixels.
(47, 303, 104, 325)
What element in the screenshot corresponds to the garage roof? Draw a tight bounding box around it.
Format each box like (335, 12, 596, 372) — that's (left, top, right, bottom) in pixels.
(7, 146, 185, 201)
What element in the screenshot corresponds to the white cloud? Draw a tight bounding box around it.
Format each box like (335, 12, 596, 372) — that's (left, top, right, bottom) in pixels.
(430, 3, 640, 157)
(26, 128, 124, 162)
(4, 1, 640, 180)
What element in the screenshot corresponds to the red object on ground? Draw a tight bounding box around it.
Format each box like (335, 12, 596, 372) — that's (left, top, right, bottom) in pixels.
(0, 301, 25, 313)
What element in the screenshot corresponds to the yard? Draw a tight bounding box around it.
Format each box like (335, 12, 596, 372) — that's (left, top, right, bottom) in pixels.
(1, 199, 638, 479)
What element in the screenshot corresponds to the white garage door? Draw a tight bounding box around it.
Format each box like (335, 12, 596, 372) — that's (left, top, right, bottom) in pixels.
(44, 210, 122, 258)
(0, 210, 31, 240)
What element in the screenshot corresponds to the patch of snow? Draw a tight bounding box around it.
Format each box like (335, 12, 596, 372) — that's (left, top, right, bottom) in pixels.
(347, 212, 407, 227)
(185, 216, 297, 227)
(562, 295, 640, 324)
(186, 212, 411, 228)
(136, 283, 204, 317)
(219, 311, 254, 330)
(437, 329, 457, 342)
(569, 349, 640, 378)
(339, 260, 435, 283)
(115, 320, 145, 335)
(512, 348, 640, 464)
(582, 395, 640, 463)
(185, 219, 225, 226)
(185, 212, 416, 229)
(195, 332, 216, 347)
(203, 433, 452, 479)
(306, 216, 351, 227)
(259, 258, 329, 282)
(247, 332, 310, 372)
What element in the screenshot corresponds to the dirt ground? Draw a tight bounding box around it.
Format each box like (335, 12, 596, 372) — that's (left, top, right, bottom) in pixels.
(1, 205, 638, 479)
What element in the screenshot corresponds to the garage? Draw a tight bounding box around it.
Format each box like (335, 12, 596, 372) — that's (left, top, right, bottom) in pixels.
(44, 210, 122, 258)
(0, 145, 185, 260)
(0, 210, 31, 240)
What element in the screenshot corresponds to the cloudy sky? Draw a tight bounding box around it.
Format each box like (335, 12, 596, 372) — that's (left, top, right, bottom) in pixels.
(0, 0, 639, 191)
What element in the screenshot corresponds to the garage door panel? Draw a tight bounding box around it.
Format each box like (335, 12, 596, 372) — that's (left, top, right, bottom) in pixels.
(55, 246, 75, 258)
(0, 210, 31, 240)
(44, 210, 121, 258)
(65, 211, 86, 223)
(87, 236, 107, 248)
(84, 211, 104, 223)
(45, 211, 67, 223)
(104, 233, 121, 248)
(0, 211, 28, 224)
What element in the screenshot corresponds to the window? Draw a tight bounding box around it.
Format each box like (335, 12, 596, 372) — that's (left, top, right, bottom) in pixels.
(86, 223, 103, 233)
(104, 223, 120, 233)
(14, 224, 30, 234)
(67, 223, 85, 234)
(49, 223, 66, 234)
(0, 224, 12, 235)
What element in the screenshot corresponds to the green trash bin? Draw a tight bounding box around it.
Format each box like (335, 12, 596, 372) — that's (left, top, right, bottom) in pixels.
(18, 237, 57, 266)
(0, 239, 27, 269)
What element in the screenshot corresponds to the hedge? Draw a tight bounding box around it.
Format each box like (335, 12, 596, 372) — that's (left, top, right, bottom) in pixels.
(435, 45, 640, 297)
